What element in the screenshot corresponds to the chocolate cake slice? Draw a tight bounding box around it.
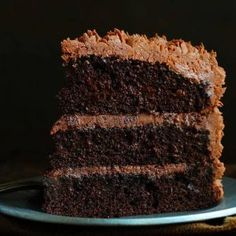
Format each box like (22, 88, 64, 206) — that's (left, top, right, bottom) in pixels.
(43, 29, 226, 218)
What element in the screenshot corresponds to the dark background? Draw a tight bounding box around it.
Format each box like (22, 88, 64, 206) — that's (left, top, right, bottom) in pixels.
(0, 0, 235, 180)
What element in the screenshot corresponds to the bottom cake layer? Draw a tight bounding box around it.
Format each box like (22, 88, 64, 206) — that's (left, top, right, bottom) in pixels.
(43, 163, 224, 217)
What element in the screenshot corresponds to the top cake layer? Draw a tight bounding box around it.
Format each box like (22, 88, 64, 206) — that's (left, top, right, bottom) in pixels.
(59, 29, 225, 115)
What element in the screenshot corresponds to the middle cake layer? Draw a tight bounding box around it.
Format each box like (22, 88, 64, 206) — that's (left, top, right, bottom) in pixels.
(49, 109, 223, 169)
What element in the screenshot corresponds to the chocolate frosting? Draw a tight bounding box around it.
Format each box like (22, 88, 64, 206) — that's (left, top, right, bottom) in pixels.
(51, 108, 223, 135)
(47, 163, 187, 179)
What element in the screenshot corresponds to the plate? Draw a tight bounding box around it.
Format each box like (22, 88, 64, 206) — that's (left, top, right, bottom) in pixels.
(0, 177, 235, 226)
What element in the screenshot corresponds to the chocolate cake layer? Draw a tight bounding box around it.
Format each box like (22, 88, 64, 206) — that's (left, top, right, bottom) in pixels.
(58, 55, 222, 115)
(43, 163, 224, 217)
(60, 29, 225, 115)
(50, 124, 210, 168)
(49, 110, 223, 169)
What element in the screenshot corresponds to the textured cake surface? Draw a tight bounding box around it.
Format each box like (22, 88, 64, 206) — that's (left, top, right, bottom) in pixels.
(58, 56, 219, 115)
(43, 29, 225, 218)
